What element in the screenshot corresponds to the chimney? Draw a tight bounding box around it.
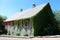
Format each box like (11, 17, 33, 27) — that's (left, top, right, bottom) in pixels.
(32, 4, 36, 8)
(20, 9, 23, 12)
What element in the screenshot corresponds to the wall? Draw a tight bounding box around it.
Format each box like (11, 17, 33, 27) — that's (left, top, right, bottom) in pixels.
(32, 3, 58, 36)
(6, 19, 33, 36)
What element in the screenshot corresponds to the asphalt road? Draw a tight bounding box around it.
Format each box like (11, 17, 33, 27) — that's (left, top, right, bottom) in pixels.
(0, 37, 60, 40)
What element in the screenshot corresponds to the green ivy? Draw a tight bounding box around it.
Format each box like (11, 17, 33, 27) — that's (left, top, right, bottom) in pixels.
(32, 3, 59, 36)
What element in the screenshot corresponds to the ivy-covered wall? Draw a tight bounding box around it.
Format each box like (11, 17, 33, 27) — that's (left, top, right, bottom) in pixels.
(32, 3, 59, 36)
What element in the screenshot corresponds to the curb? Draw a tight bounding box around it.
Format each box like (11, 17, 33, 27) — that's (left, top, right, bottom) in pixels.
(0, 35, 34, 39)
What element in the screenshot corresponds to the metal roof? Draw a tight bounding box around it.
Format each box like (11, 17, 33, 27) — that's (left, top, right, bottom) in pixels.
(4, 2, 48, 22)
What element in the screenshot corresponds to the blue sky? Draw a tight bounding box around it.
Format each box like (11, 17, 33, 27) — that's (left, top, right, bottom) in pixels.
(0, 0, 60, 18)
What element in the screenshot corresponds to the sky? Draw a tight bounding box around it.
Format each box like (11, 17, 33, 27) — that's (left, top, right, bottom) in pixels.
(0, 0, 60, 18)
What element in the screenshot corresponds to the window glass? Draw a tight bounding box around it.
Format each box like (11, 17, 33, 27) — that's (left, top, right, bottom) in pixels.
(7, 22, 10, 25)
(24, 19, 30, 30)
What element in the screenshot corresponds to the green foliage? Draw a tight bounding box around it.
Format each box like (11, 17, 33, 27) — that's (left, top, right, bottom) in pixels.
(0, 15, 7, 34)
(32, 3, 59, 36)
(24, 34, 28, 36)
(16, 33, 20, 36)
(54, 10, 60, 34)
(54, 10, 60, 23)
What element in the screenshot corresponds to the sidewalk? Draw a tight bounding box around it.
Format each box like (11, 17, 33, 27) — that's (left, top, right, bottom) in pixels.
(0, 35, 60, 40)
(0, 35, 34, 38)
(1, 35, 60, 38)
(0, 36, 60, 40)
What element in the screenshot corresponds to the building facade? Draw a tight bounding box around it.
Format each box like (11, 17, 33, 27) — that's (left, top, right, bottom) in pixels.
(3, 2, 57, 36)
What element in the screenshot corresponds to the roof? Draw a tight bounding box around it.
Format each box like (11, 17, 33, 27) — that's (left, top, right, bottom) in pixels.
(4, 2, 48, 22)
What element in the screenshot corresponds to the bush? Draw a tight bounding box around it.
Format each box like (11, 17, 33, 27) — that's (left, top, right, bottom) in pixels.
(24, 34, 28, 36)
(16, 33, 20, 36)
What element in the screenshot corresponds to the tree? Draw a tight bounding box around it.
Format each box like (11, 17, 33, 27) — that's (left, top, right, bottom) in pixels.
(0, 15, 7, 34)
(54, 10, 60, 34)
(54, 10, 60, 23)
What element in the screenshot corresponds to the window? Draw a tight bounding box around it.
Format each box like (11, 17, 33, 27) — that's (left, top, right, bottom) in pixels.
(25, 20, 28, 26)
(10, 21, 14, 26)
(7, 22, 10, 25)
(24, 19, 30, 29)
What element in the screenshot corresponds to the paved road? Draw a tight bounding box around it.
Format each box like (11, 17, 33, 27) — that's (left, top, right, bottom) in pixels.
(0, 37, 60, 40)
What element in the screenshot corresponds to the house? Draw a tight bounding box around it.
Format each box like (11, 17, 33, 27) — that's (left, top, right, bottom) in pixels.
(3, 2, 57, 36)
